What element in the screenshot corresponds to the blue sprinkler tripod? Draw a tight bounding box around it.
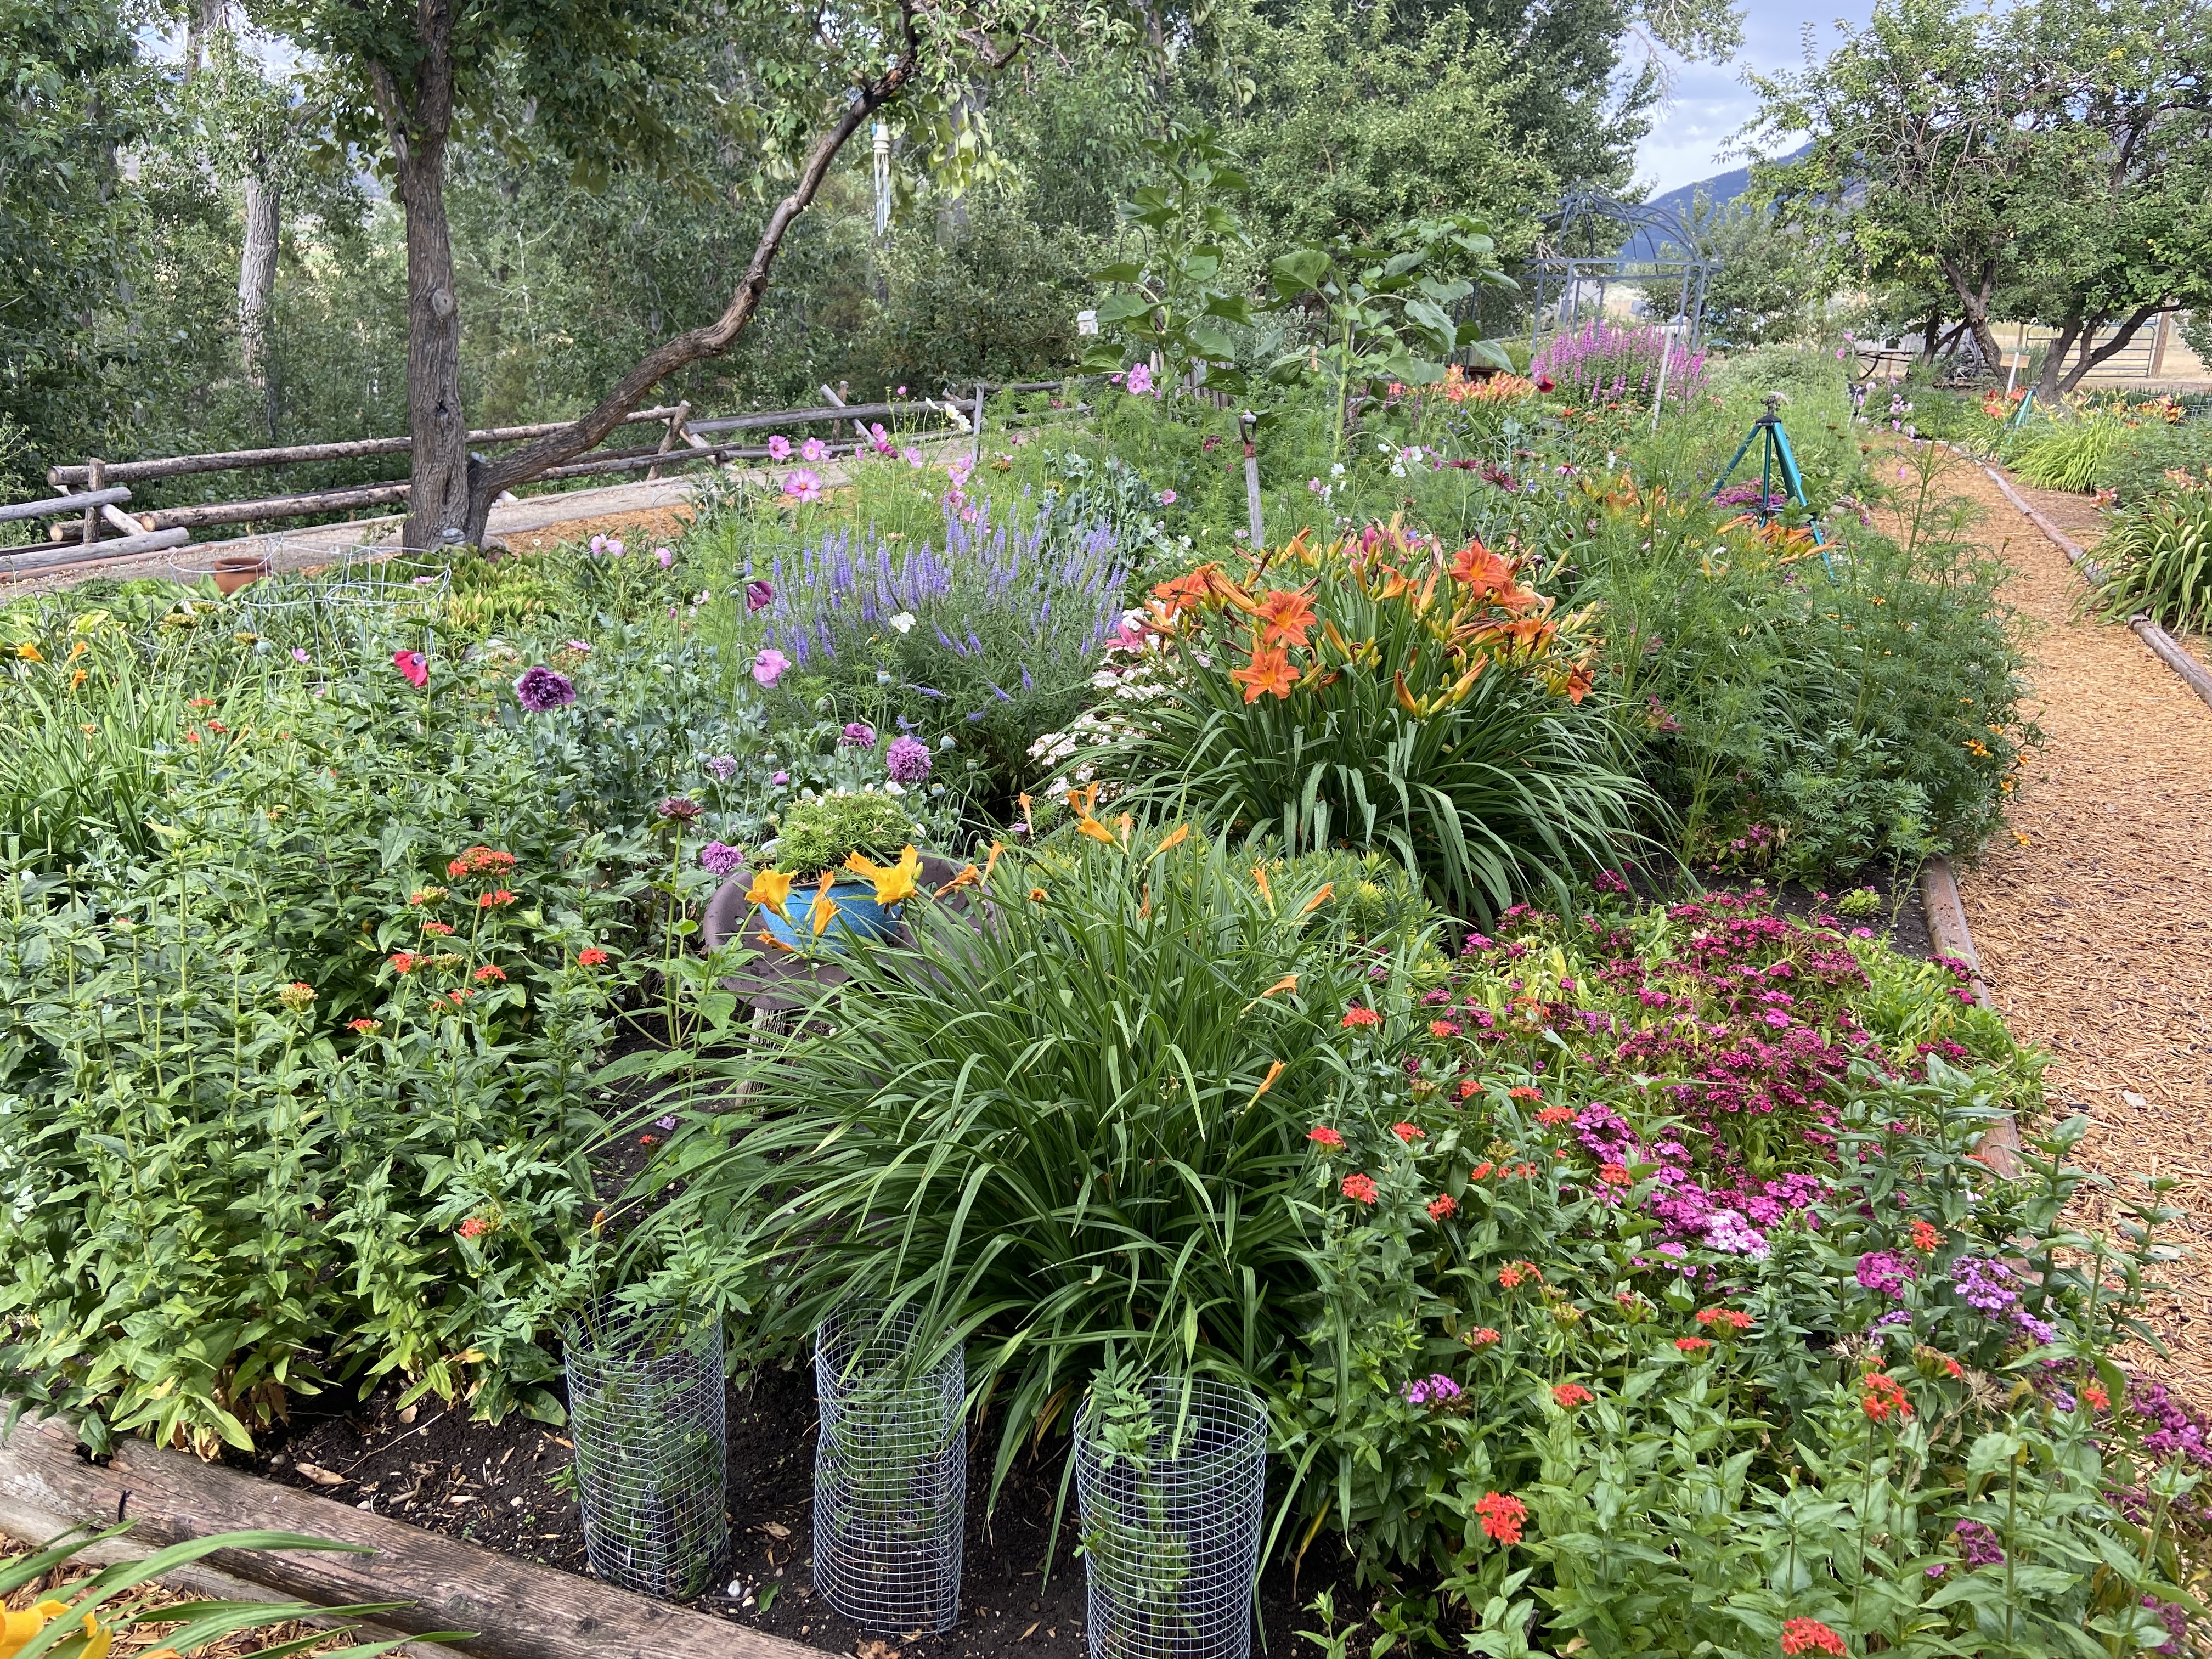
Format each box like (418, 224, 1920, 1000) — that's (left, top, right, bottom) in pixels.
(1712, 392, 1831, 574)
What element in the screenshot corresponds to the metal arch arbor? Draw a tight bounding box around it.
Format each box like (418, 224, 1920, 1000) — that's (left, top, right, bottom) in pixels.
(1524, 191, 1714, 356)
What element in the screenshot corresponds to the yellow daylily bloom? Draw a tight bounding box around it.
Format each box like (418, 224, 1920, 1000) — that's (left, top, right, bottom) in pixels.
(845, 844, 922, 907)
(2, 1601, 110, 1659)
(1075, 813, 1118, 846)
(745, 867, 797, 920)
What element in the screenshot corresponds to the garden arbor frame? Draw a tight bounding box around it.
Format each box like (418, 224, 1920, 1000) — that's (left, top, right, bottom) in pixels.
(1524, 191, 1713, 356)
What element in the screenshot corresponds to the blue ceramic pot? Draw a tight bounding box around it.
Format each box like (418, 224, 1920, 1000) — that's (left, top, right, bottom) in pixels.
(753, 876, 903, 953)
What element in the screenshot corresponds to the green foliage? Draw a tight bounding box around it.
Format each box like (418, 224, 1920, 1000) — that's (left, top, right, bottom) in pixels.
(642, 827, 1379, 1501)
(0, 1525, 441, 1658)
(769, 789, 923, 874)
(2010, 409, 2134, 493)
(1090, 525, 1643, 922)
(2099, 417, 2212, 507)
(2090, 483, 2212, 633)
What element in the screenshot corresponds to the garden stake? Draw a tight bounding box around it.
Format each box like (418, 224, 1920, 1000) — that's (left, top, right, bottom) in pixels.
(970, 382, 985, 470)
(1240, 410, 1263, 548)
(1713, 392, 1831, 575)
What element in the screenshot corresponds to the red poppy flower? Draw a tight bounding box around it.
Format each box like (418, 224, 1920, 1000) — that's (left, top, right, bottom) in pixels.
(392, 650, 428, 689)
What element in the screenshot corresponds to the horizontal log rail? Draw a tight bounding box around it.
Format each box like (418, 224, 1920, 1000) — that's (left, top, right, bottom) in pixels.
(7, 379, 1077, 571)
(0, 486, 132, 524)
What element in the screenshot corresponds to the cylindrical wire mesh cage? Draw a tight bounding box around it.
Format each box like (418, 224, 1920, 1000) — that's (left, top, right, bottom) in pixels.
(563, 1300, 729, 1599)
(812, 1304, 968, 1632)
(1074, 1375, 1266, 1659)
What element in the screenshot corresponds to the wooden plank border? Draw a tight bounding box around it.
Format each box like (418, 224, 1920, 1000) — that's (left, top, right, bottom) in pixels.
(0, 1410, 821, 1659)
(1921, 856, 2023, 1177)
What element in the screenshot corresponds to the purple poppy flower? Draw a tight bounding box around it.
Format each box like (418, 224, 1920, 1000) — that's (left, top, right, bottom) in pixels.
(746, 580, 774, 612)
(513, 665, 576, 713)
(699, 841, 746, 876)
(840, 722, 877, 749)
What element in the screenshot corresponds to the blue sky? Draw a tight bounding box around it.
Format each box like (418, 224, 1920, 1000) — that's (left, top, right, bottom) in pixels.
(1633, 2, 1876, 193)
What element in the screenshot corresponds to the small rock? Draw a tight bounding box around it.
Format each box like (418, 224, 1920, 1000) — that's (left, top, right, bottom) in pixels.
(2122, 1090, 2148, 1108)
(397, 1404, 419, 1426)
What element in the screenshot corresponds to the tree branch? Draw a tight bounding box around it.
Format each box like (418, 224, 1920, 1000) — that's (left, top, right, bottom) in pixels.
(473, 2, 923, 505)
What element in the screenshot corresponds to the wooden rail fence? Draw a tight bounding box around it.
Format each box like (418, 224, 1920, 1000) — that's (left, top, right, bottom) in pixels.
(7, 380, 1076, 577)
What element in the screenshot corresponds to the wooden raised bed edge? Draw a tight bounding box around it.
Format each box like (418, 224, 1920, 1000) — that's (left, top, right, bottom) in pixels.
(1920, 856, 2023, 1178)
(1970, 453, 2212, 715)
(0, 1408, 818, 1659)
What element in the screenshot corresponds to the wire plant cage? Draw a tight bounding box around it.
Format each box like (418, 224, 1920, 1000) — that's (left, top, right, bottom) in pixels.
(1074, 1375, 1267, 1659)
(190, 540, 454, 663)
(563, 1298, 730, 1599)
(813, 1303, 968, 1633)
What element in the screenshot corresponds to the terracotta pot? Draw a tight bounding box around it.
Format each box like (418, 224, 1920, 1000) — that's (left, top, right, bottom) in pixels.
(211, 553, 270, 595)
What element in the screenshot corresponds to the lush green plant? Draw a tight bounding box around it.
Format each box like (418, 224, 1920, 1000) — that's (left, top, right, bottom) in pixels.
(640, 824, 1390, 1502)
(769, 789, 926, 874)
(1085, 523, 1643, 922)
(2010, 405, 2136, 493)
(2090, 481, 2212, 633)
(2100, 419, 2212, 507)
(1, 1525, 436, 1658)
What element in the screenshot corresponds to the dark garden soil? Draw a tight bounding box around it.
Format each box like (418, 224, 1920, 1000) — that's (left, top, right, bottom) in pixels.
(245, 1364, 1359, 1659)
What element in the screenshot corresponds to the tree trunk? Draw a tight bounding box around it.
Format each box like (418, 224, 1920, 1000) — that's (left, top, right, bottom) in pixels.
(2035, 311, 2085, 402)
(238, 167, 281, 424)
(368, 14, 470, 552)
(2057, 301, 2170, 395)
(184, 0, 224, 79)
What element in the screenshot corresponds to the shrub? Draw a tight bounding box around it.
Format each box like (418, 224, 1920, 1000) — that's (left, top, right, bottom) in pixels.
(1084, 523, 1644, 921)
(2090, 482, 2212, 633)
(768, 788, 927, 874)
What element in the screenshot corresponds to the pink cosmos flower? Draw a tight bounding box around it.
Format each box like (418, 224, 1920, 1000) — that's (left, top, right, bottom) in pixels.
(800, 436, 828, 463)
(1126, 363, 1155, 396)
(767, 435, 792, 461)
(783, 469, 823, 504)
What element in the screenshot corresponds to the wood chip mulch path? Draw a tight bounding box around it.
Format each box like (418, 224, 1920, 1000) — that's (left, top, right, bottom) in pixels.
(1939, 453, 2212, 1398)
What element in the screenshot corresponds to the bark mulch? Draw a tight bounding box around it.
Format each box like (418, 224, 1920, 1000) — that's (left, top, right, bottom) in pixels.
(1940, 452, 2212, 1399)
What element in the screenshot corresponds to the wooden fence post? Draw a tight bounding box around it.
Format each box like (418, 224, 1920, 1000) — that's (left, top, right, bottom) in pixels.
(646, 402, 692, 481)
(80, 460, 103, 548)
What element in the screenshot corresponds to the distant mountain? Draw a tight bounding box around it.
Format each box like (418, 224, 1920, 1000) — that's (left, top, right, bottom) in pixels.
(1616, 143, 1811, 260)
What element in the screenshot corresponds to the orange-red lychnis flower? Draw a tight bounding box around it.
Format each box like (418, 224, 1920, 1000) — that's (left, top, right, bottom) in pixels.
(477, 889, 516, 909)
(1910, 1219, 1944, 1251)
(1232, 643, 1296, 702)
(577, 946, 610, 966)
(1341, 1007, 1381, 1029)
(1392, 1122, 1425, 1142)
(1466, 1327, 1501, 1347)
(1860, 1372, 1912, 1424)
(1473, 1491, 1527, 1547)
(473, 963, 506, 981)
(1696, 1307, 1753, 1333)
(1675, 1336, 1713, 1355)
(1341, 1173, 1380, 1205)
(1426, 1194, 1458, 1220)
(391, 951, 417, 975)
(1536, 1105, 1573, 1125)
(1551, 1383, 1592, 1409)
(1307, 1125, 1345, 1148)
(1780, 1617, 1847, 1656)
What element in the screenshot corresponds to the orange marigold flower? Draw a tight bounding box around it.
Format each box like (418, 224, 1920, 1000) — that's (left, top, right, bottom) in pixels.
(1391, 1121, 1425, 1142)
(1426, 1194, 1458, 1220)
(1341, 1173, 1380, 1205)
(1307, 1126, 1345, 1148)
(1674, 1336, 1713, 1354)
(577, 946, 609, 966)
(1551, 1383, 1592, 1409)
(1472, 1491, 1527, 1547)
(1780, 1617, 1847, 1656)
(1909, 1219, 1944, 1251)
(1232, 643, 1297, 703)
(1341, 1006, 1381, 1028)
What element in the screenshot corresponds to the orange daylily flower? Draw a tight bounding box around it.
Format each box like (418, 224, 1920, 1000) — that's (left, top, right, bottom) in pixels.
(1260, 973, 1299, 998)
(1152, 824, 1191, 857)
(1076, 814, 1119, 845)
(1252, 587, 1318, 650)
(1299, 883, 1335, 915)
(1246, 1060, 1285, 1108)
(808, 870, 839, 936)
(1252, 864, 1273, 906)
(845, 844, 922, 906)
(1233, 644, 1296, 702)
(1561, 663, 1595, 704)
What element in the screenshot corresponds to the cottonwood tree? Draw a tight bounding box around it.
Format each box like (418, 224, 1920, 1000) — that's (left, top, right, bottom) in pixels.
(249, 0, 1130, 548)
